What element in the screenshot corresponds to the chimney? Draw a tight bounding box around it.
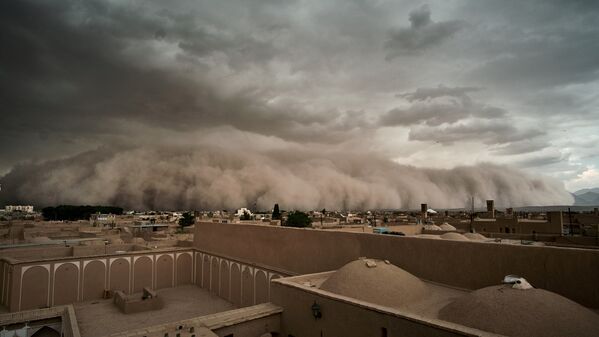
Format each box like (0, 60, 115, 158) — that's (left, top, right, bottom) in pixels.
(486, 200, 495, 218)
(421, 203, 428, 220)
(594, 208, 598, 216)
(547, 211, 564, 235)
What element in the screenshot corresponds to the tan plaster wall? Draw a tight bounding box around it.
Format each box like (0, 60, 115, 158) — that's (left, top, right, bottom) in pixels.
(9, 266, 19, 311)
(230, 263, 241, 306)
(21, 266, 49, 310)
(53, 263, 78, 305)
(109, 258, 130, 293)
(212, 313, 281, 337)
(255, 270, 268, 304)
(219, 260, 230, 300)
(192, 251, 281, 308)
(6, 249, 196, 311)
(194, 222, 599, 308)
(209, 258, 219, 293)
(241, 267, 254, 307)
(1, 247, 72, 261)
(473, 213, 563, 235)
(271, 281, 488, 337)
(133, 257, 153, 293)
(201, 255, 210, 288)
(72, 245, 139, 257)
(155, 255, 173, 289)
(176, 254, 192, 286)
(194, 253, 202, 286)
(113, 290, 163, 314)
(0, 260, 8, 307)
(83, 260, 105, 301)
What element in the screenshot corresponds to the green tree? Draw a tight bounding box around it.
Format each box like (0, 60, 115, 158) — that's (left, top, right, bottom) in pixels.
(178, 212, 195, 228)
(272, 203, 281, 220)
(284, 211, 312, 228)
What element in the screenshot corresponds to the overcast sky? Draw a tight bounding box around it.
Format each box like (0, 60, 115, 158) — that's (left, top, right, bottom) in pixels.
(1, 0, 598, 209)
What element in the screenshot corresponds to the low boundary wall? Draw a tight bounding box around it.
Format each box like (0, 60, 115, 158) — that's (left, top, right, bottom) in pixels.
(194, 222, 599, 308)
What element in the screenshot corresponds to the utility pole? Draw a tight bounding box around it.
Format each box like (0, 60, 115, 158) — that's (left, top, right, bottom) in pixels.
(470, 196, 474, 233)
(320, 210, 323, 228)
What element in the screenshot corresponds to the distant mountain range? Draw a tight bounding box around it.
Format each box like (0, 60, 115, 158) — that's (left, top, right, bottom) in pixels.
(573, 188, 599, 206)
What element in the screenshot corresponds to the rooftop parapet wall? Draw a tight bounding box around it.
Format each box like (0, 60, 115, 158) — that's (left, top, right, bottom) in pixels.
(1, 248, 195, 312)
(194, 222, 599, 308)
(0, 244, 178, 264)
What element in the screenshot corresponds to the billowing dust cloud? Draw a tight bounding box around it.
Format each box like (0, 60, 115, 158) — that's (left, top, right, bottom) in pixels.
(0, 145, 573, 210)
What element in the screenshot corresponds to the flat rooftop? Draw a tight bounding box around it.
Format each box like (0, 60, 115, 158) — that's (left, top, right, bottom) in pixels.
(74, 286, 236, 337)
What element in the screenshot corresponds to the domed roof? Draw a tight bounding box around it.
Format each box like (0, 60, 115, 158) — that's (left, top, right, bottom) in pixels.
(463, 233, 486, 241)
(440, 232, 469, 241)
(320, 258, 428, 309)
(424, 224, 442, 231)
(439, 223, 456, 231)
(439, 285, 599, 337)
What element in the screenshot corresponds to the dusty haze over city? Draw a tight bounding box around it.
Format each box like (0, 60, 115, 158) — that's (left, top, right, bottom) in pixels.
(1, 0, 598, 210)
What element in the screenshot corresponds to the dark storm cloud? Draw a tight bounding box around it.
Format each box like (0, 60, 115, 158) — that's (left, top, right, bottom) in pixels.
(459, 0, 599, 90)
(385, 5, 465, 59)
(0, 0, 341, 148)
(379, 85, 506, 126)
(0, 0, 587, 203)
(468, 31, 599, 89)
(397, 85, 481, 101)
